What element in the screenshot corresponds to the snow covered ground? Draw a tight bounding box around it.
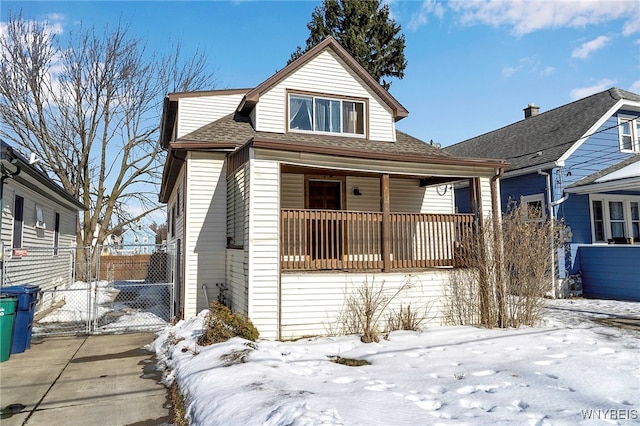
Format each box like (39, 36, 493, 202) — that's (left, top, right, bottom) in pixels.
(150, 298, 639, 425)
(33, 280, 169, 335)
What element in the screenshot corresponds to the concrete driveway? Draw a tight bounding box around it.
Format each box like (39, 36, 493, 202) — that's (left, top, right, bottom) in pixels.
(0, 333, 170, 426)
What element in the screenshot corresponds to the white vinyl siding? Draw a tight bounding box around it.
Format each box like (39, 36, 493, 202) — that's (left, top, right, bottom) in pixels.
(2, 182, 77, 249)
(280, 173, 304, 209)
(280, 271, 450, 340)
(346, 177, 380, 211)
(227, 164, 248, 248)
(176, 93, 246, 139)
(255, 49, 396, 142)
(1, 180, 78, 293)
(390, 178, 454, 214)
(246, 159, 280, 340)
(183, 152, 227, 318)
(279, 175, 455, 215)
(226, 248, 248, 314)
(479, 177, 494, 220)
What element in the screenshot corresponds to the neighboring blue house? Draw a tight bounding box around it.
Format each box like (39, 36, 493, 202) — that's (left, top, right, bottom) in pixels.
(445, 87, 640, 301)
(119, 222, 157, 254)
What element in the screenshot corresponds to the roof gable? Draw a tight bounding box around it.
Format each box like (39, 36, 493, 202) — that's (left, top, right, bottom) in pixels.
(445, 88, 640, 172)
(237, 37, 408, 121)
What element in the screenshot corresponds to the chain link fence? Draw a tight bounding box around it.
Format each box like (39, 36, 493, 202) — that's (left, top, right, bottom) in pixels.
(1, 244, 175, 337)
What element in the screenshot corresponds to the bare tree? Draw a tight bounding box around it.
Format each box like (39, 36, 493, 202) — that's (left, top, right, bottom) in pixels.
(0, 12, 215, 249)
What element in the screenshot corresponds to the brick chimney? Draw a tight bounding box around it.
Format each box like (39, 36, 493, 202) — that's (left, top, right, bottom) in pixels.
(524, 103, 540, 119)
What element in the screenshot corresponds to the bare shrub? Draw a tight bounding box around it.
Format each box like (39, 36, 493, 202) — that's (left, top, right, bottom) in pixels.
(198, 302, 259, 346)
(336, 276, 414, 343)
(445, 202, 565, 328)
(386, 301, 433, 332)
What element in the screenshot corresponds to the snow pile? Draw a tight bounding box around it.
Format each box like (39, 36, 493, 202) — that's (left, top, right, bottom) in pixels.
(150, 299, 639, 425)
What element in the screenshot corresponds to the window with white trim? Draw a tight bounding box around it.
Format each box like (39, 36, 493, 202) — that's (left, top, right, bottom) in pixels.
(618, 115, 640, 153)
(35, 205, 46, 229)
(521, 194, 545, 222)
(289, 94, 365, 136)
(590, 195, 640, 243)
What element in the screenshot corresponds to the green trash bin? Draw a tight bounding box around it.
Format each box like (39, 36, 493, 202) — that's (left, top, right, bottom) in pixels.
(0, 294, 17, 362)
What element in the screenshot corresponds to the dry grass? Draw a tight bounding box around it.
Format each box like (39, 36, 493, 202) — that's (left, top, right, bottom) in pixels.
(168, 382, 188, 426)
(337, 276, 413, 343)
(331, 356, 370, 366)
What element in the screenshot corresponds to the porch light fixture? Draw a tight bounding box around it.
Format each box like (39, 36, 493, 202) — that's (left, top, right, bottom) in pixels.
(352, 187, 362, 196)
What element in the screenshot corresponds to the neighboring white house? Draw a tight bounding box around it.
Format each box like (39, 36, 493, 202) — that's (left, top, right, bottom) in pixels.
(159, 37, 507, 340)
(0, 140, 86, 302)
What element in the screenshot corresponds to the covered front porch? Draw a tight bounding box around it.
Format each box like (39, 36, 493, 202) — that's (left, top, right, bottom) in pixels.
(277, 164, 491, 272)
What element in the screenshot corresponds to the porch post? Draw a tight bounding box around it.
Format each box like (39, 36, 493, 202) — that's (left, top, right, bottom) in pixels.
(381, 174, 391, 271)
(474, 178, 484, 227)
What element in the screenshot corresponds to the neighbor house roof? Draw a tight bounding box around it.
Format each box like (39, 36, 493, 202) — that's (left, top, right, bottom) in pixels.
(0, 139, 86, 211)
(444, 88, 640, 173)
(566, 154, 640, 193)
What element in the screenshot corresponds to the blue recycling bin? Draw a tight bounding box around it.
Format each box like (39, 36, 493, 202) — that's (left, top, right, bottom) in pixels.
(0, 285, 40, 353)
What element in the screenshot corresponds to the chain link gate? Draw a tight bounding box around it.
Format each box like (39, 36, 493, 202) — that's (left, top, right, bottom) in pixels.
(1, 244, 176, 337)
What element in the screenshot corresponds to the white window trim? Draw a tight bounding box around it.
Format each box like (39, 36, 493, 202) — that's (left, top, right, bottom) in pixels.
(288, 93, 366, 138)
(521, 193, 546, 222)
(618, 115, 640, 153)
(589, 194, 640, 243)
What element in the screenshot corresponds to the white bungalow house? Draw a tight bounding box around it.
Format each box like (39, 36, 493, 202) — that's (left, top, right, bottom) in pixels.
(159, 37, 507, 340)
(0, 140, 86, 306)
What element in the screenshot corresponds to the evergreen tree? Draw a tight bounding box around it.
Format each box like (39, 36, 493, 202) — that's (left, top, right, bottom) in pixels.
(289, 0, 407, 90)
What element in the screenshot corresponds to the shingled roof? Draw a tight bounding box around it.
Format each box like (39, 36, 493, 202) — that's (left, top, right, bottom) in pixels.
(175, 111, 451, 158)
(567, 154, 640, 189)
(444, 88, 640, 172)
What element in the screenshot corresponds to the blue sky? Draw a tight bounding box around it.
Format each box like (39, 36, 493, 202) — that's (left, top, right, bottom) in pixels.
(2, 1, 639, 147)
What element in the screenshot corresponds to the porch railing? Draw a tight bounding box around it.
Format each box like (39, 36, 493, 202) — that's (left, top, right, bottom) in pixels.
(281, 209, 475, 271)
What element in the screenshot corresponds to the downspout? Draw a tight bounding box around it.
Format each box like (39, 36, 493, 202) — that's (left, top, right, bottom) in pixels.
(537, 170, 555, 297)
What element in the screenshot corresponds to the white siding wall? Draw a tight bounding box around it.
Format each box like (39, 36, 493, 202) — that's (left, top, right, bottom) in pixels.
(278, 175, 455, 215)
(255, 50, 396, 142)
(176, 94, 246, 138)
(479, 177, 494, 220)
(346, 176, 379, 211)
(183, 152, 227, 318)
(226, 249, 248, 314)
(280, 173, 304, 209)
(390, 178, 454, 214)
(280, 271, 450, 340)
(2, 182, 77, 249)
(1, 180, 78, 293)
(247, 159, 280, 340)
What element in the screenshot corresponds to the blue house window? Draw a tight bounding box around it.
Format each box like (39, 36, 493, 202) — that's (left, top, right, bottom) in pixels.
(619, 115, 639, 153)
(591, 196, 640, 243)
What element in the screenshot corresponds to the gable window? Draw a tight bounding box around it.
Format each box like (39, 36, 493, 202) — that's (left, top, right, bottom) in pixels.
(619, 115, 639, 153)
(521, 194, 545, 222)
(590, 195, 640, 243)
(289, 94, 365, 136)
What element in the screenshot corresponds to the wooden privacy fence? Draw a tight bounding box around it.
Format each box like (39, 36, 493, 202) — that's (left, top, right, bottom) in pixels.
(99, 254, 151, 281)
(281, 209, 475, 271)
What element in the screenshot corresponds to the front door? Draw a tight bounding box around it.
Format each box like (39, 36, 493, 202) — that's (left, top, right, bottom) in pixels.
(307, 180, 342, 263)
(308, 180, 342, 210)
